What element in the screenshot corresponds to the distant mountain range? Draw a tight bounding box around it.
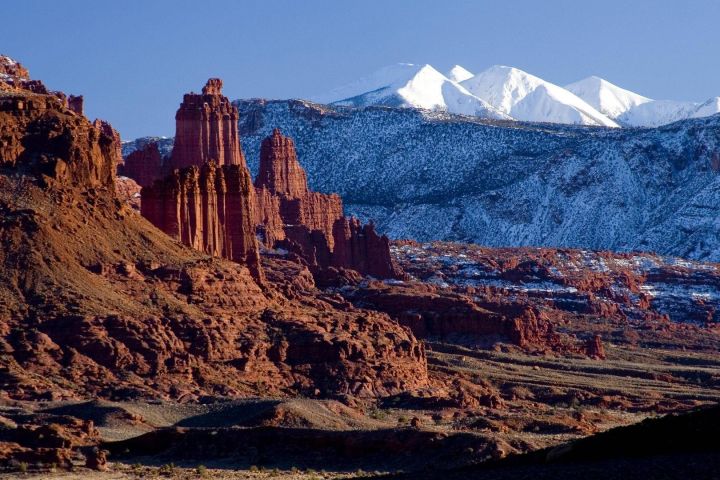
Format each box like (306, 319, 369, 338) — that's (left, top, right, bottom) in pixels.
(312, 63, 720, 128)
(224, 99, 720, 262)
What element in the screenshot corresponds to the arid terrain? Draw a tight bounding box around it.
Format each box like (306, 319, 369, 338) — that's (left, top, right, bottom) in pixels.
(1, 55, 719, 479)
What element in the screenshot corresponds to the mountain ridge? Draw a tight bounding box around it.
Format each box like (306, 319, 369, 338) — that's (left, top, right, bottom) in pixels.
(312, 62, 720, 127)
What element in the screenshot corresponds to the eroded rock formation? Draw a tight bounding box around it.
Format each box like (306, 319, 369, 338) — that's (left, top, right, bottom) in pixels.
(141, 162, 263, 281)
(170, 78, 245, 169)
(0, 62, 429, 404)
(119, 141, 166, 187)
(140, 79, 263, 281)
(254, 129, 401, 279)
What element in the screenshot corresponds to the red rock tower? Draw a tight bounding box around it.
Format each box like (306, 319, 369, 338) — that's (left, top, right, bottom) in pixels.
(252, 129, 401, 279)
(141, 79, 263, 282)
(170, 78, 245, 169)
(255, 128, 309, 197)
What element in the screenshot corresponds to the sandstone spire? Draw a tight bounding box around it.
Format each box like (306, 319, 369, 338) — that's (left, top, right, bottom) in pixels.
(252, 129, 402, 279)
(170, 78, 246, 169)
(255, 128, 309, 197)
(142, 79, 263, 282)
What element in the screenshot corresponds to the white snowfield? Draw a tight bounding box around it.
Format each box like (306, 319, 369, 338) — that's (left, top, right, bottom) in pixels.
(312, 63, 509, 120)
(566, 76, 720, 127)
(445, 65, 474, 83)
(313, 63, 720, 128)
(459, 66, 618, 127)
(565, 76, 652, 120)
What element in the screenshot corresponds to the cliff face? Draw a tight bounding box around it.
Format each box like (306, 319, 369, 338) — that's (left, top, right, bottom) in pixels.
(0, 60, 429, 402)
(253, 129, 401, 279)
(141, 79, 263, 282)
(141, 162, 262, 281)
(170, 78, 245, 170)
(0, 92, 119, 191)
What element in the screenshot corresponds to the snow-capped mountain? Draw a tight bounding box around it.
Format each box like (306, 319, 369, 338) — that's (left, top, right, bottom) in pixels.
(230, 99, 720, 262)
(618, 98, 720, 127)
(312, 63, 720, 128)
(445, 65, 474, 83)
(566, 76, 720, 127)
(565, 76, 652, 119)
(311, 63, 509, 120)
(460, 66, 618, 127)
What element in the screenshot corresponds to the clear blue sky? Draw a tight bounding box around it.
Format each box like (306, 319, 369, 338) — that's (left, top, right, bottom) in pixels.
(4, 0, 719, 139)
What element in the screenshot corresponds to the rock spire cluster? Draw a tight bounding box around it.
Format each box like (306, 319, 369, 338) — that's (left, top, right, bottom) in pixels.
(140, 79, 400, 281)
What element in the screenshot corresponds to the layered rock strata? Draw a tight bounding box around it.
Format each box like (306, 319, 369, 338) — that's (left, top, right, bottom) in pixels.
(254, 129, 400, 279)
(0, 59, 429, 403)
(141, 79, 263, 281)
(141, 162, 263, 281)
(169, 78, 245, 169)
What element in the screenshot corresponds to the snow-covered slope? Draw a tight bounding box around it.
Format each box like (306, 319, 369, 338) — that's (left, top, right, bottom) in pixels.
(460, 66, 618, 127)
(312, 63, 719, 128)
(616, 97, 720, 127)
(311, 63, 510, 120)
(445, 65, 474, 83)
(565, 76, 652, 119)
(566, 75, 720, 127)
(232, 99, 720, 262)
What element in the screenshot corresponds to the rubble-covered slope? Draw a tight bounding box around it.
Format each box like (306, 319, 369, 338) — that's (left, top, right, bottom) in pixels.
(234, 100, 720, 262)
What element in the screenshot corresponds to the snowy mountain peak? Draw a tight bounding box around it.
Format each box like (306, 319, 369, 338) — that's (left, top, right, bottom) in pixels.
(311, 63, 510, 120)
(461, 65, 619, 127)
(311, 63, 718, 128)
(565, 76, 652, 119)
(446, 65, 474, 82)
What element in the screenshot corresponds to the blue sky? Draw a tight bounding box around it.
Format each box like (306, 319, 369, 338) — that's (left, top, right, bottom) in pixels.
(4, 0, 719, 139)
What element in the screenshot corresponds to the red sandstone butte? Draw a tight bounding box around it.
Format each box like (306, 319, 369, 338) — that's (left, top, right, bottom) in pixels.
(141, 79, 262, 281)
(254, 128, 401, 279)
(170, 78, 245, 170)
(142, 162, 263, 281)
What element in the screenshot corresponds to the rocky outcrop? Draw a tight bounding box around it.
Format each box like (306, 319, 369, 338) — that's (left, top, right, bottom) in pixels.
(141, 79, 263, 282)
(115, 175, 142, 210)
(0, 94, 119, 190)
(0, 54, 30, 79)
(68, 95, 83, 116)
(585, 334, 606, 359)
(0, 56, 122, 189)
(119, 141, 166, 187)
(332, 217, 399, 279)
(254, 129, 401, 279)
(0, 63, 429, 403)
(256, 128, 309, 197)
(170, 78, 245, 170)
(343, 280, 563, 352)
(141, 162, 263, 281)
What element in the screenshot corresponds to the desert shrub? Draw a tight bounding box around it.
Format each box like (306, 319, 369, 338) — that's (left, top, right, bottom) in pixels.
(158, 463, 175, 476)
